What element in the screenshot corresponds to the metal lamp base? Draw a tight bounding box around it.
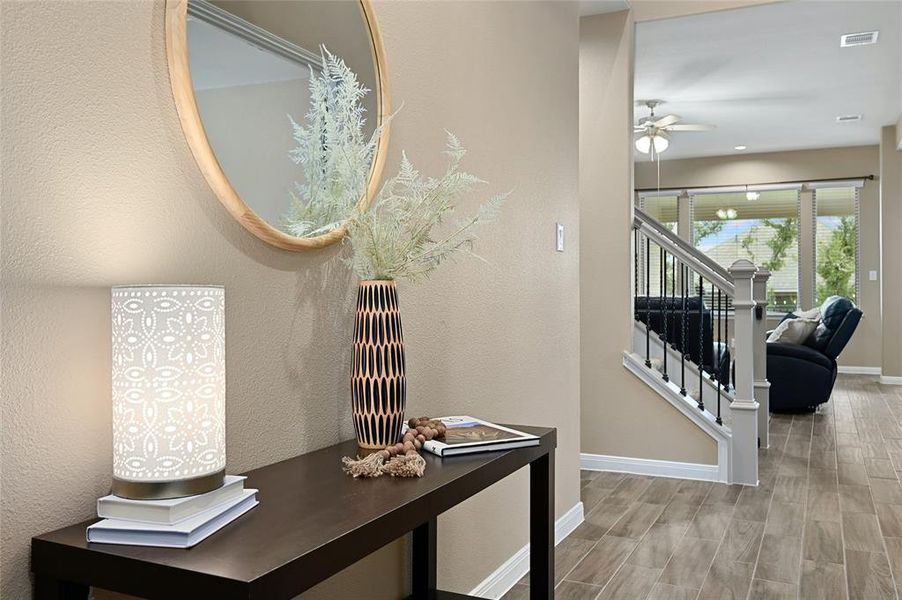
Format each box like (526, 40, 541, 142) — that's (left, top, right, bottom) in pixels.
(111, 469, 226, 500)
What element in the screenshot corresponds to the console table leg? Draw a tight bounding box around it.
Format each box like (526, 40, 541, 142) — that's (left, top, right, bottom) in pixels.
(411, 517, 437, 599)
(34, 576, 89, 600)
(530, 449, 554, 599)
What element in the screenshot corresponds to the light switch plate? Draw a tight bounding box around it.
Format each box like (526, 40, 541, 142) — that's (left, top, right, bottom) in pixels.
(869, 270, 878, 281)
(556, 223, 564, 252)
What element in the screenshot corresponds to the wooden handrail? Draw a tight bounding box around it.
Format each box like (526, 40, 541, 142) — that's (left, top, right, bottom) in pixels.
(633, 208, 735, 297)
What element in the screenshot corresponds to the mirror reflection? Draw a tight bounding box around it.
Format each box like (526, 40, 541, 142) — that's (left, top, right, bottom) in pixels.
(186, 0, 381, 238)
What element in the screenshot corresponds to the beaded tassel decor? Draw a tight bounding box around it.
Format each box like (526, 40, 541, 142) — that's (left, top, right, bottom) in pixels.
(342, 417, 447, 478)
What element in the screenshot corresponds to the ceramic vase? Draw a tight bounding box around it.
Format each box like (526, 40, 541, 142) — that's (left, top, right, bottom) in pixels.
(351, 280, 406, 449)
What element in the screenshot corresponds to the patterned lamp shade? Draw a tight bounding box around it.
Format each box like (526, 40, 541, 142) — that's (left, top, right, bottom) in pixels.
(111, 285, 226, 499)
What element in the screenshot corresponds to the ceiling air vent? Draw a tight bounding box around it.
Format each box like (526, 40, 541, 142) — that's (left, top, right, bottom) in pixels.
(836, 114, 863, 123)
(841, 31, 879, 47)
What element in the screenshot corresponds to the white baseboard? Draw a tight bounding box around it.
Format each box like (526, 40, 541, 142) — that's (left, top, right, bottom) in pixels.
(580, 452, 721, 483)
(468, 501, 584, 599)
(838, 366, 882, 375)
(880, 375, 902, 386)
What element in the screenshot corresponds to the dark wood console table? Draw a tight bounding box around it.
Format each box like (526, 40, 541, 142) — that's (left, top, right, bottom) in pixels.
(32, 425, 555, 599)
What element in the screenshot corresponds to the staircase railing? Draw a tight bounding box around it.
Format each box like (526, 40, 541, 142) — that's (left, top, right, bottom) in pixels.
(632, 208, 770, 485)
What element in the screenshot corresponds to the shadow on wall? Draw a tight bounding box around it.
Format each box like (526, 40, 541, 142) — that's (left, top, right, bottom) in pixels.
(289, 246, 359, 446)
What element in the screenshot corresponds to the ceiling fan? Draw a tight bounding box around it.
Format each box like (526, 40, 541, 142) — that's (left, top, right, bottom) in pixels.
(634, 100, 715, 159)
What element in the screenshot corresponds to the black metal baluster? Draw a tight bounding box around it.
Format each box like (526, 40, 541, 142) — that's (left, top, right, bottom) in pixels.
(645, 237, 651, 368)
(697, 274, 705, 411)
(661, 247, 668, 382)
(709, 284, 716, 381)
(680, 263, 687, 396)
(716, 288, 723, 425)
(669, 253, 676, 380)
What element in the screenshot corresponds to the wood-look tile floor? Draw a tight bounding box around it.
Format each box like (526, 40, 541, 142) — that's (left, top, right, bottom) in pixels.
(503, 375, 902, 599)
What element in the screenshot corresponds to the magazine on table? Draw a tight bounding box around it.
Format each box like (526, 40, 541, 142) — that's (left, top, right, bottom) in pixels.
(404, 416, 539, 457)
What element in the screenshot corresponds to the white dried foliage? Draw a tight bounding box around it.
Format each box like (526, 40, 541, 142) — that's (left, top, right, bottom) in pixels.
(281, 47, 385, 238)
(345, 132, 508, 283)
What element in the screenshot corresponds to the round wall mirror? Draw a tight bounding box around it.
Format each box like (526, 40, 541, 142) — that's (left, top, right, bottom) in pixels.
(165, 0, 390, 250)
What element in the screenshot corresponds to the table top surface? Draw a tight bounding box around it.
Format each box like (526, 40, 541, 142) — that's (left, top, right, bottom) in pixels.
(33, 425, 555, 594)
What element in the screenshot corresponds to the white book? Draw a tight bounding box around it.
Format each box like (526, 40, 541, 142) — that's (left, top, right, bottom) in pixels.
(406, 416, 539, 457)
(87, 489, 258, 548)
(97, 475, 247, 525)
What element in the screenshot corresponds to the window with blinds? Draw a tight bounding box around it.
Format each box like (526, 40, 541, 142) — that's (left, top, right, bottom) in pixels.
(691, 189, 800, 313)
(639, 194, 679, 233)
(815, 186, 858, 305)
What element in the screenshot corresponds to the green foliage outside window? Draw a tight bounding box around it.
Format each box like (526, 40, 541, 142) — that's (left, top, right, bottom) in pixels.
(816, 216, 856, 304)
(761, 218, 797, 273)
(693, 220, 724, 245)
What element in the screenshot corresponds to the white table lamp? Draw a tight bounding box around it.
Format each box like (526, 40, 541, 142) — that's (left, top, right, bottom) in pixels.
(111, 285, 226, 499)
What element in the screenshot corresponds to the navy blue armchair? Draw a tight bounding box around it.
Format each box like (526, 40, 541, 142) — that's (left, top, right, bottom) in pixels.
(768, 296, 862, 412)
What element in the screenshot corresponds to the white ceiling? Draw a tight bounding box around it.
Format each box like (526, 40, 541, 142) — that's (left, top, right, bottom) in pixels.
(634, 1, 902, 160)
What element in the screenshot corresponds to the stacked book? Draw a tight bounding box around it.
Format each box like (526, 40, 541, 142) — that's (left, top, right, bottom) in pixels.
(87, 476, 258, 548)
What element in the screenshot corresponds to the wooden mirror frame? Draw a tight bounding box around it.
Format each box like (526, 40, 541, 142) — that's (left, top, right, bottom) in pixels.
(165, 0, 391, 251)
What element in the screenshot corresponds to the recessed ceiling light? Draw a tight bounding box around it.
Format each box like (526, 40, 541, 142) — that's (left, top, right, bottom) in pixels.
(734, 145, 747, 151)
(841, 31, 879, 47)
(836, 114, 863, 123)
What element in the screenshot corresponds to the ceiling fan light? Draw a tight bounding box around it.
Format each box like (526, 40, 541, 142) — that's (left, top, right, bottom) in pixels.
(653, 134, 669, 153)
(635, 134, 652, 154)
(746, 191, 760, 201)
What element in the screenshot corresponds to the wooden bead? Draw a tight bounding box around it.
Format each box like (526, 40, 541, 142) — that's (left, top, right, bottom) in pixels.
(414, 439, 422, 450)
(408, 418, 419, 429)
(403, 432, 415, 443)
(415, 426, 426, 435)
(406, 449, 418, 456)
(394, 443, 405, 454)
(416, 434, 426, 444)
(379, 449, 391, 460)
(424, 429, 434, 440)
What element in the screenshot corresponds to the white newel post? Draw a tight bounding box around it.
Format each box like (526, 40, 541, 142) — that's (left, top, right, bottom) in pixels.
(729, 259, 760, 485)
(753, 269, 771, 449)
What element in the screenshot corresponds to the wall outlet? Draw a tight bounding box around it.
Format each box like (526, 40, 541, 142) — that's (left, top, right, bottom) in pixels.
(556, 223, 565, 252)
(869, 270, 878, 281)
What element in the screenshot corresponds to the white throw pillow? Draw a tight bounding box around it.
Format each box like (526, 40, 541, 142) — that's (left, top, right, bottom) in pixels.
(767, 318, 819, 344)
(795, 307, 821, 321)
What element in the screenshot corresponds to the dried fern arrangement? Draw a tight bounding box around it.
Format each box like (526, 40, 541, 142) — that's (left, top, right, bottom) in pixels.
(284, 51, 509, 456)
(345, 132, 508, 282)
(343, 133, 507, 457)
(281, 48, 384, 238)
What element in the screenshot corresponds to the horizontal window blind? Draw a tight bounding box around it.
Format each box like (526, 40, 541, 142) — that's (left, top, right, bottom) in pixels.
(691, 190, 800, 313)
(639, 194, 679, 228)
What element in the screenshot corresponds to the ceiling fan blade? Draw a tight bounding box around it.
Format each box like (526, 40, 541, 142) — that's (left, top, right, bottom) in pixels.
(653, 114, 680, 128)
(665, 124, 716, 131)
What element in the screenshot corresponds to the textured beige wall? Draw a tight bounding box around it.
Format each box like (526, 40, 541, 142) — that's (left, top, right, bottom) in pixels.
(635, 146, 882, 369)
(580, 11, 718, 465)
(881, 126, 902, 377)
(0, 1, 580, 598)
